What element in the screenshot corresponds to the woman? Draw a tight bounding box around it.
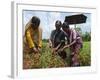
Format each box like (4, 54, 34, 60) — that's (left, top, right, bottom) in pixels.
(62, 22, 83, 66)
(23, 16, 42, 69)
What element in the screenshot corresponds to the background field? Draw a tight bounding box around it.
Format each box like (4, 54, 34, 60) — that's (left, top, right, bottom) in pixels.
(23, 41, 91, 69)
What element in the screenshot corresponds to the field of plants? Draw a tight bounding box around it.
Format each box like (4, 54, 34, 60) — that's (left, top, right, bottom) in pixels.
(23, 41, 91, 69)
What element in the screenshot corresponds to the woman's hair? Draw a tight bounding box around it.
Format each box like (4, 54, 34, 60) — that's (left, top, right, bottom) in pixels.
(31, 16, 40, 27)
(62, 22, 69, 29)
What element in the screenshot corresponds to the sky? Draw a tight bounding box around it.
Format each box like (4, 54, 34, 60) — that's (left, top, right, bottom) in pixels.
(23, 10, 91, 39)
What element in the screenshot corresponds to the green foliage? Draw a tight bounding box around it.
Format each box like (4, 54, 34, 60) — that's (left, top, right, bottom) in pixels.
(79, 42, 91, 66)
(75, 27, 82, 34)
(42, 39, 48, 42)
(75, 27, 91, 41)
(82, 32, 91, 41)
(23, 41, 91, 68)
(40, 41, 66, 68)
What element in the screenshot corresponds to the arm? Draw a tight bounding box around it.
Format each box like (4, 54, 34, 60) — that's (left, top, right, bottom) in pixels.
(26, 30, 34, 48)
(38, 28, 42, 48)
(49, 30, 54, 48)
(63, 40, 76, 49)
(62, 29, 77, 49)
(49, 39, 52, 48)
(37, 28, 42, 52)
(26, 30, 38, 53)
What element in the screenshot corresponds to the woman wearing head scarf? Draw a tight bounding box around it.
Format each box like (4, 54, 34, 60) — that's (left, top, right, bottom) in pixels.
(23, 16, 42, 69)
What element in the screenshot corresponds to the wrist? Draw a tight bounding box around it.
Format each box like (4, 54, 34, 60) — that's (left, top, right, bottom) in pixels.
(38, 46, 41, 48)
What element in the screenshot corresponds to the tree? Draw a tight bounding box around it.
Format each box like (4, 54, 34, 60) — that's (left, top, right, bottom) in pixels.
(75, 27, 82, 34)
(82, 32, 91, 41)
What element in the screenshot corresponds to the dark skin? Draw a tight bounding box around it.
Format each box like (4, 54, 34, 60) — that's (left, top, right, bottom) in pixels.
(61, 27, 76, 51)
(50, 21, 62, 54)
(31, 22, 39, 30)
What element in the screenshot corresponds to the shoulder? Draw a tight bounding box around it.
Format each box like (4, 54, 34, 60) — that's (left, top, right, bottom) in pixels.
(25, 29, 30, 36)
(60, 30, 65, 33)
(50, 30, 56, 36)
(38, 27, 43, 33)
(70, 28, 75, 31)
(70, 28, 76, 34)
(62, 30, 67, 36)
(52, 30, 56, 33)
(25, 26, 32, 35)
(25, 21, 31, 30)
(39, 27, 42, 30)
(51, 30, 56, 34)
